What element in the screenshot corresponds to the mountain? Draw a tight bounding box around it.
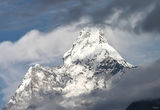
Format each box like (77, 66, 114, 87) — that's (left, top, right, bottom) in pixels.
(126, 99, 160, 110)
(3, 28, 134, 110)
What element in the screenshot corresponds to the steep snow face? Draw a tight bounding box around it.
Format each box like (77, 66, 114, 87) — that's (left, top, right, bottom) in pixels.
(62, 28, 133, 98)
(3, 28, 134, 110)
(63, 27, 133, 68)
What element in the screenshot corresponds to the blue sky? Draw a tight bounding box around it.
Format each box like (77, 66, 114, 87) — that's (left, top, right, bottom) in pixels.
(0, 0, 160, 109)
(0, 29, 28, 42)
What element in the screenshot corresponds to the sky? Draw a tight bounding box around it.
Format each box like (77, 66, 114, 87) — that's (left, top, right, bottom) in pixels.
(0, 0, 160, 109)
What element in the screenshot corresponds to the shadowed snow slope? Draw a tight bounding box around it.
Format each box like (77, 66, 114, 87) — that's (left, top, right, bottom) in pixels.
(3, 28, 133, 110)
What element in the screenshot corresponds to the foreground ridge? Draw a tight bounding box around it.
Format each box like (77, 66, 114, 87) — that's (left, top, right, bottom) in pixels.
(3, 27, 134, 110)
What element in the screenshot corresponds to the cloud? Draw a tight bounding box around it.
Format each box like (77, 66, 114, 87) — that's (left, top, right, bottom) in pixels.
(140, 2, 160, 33)
(103, 26, 160, 65)
(1, 0, 160, 33)
(0, 23, 81, 102)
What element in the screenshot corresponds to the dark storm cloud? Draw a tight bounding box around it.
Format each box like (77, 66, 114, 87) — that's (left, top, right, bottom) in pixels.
(140, 2, 160, 33)
(1, 0, 160, 33)
(86, 0, 160, 33)
(88, 0, 154, 22)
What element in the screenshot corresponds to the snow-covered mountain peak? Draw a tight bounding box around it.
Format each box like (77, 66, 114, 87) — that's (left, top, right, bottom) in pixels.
(78, 27, 107, 45)
(3, 28, 134, 110)
(63, 27, 133, 68)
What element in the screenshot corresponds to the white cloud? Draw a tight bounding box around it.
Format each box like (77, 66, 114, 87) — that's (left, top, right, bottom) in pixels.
(104, 26, 160, 65)
(102, 8, 160, 65)
(0, 23, 80, 102)
(0, 29, 73, 66)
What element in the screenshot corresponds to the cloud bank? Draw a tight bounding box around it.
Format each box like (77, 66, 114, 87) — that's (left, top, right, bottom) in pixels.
(1, 0, 160, 33)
